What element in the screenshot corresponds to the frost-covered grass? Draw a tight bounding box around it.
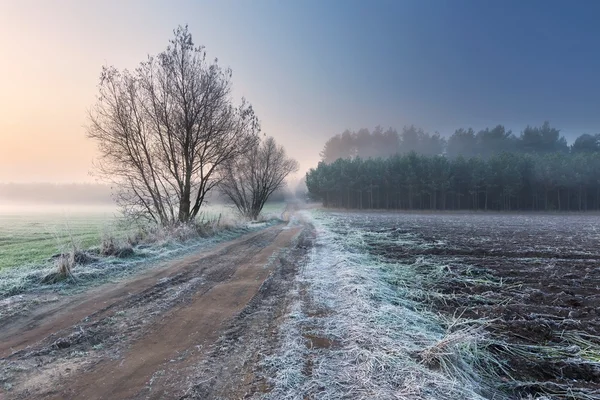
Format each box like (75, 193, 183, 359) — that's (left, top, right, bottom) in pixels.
(259, 210, 508, 400)
(0, 202, 286, 271)
(0, 202, 286, 300)
(0, 217, 280, 301)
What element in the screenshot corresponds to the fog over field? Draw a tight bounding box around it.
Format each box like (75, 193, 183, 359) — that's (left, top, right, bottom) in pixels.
(2, 2, 600, 399)
(0, 183, 113, 207)
(3, 2, 600, 185)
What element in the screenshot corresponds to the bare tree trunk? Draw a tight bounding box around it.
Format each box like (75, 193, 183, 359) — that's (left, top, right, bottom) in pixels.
(485, 189, 488, 211)
(347, 188, 351, 209)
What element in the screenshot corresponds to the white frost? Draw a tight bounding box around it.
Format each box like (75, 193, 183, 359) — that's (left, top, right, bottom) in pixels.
(259, 210, 504, 400)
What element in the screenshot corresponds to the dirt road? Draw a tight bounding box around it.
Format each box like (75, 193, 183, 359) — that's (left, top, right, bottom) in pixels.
(0, 219, 312, 399)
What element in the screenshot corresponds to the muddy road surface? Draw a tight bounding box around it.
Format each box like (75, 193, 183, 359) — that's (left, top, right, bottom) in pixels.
(0, 218, 313, 400)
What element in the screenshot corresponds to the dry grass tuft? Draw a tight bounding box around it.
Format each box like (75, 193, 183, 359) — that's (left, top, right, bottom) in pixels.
(419, 326, 483, 368)
(100, 234, 134, 258)
(131, 214, 237, 245)
(41, 248, 77, 284)
(55, 251, 75, 279)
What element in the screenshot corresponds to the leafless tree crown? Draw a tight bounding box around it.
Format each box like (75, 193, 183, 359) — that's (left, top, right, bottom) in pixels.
(88, 25, 259, 225)
(220, 137, 299, 219)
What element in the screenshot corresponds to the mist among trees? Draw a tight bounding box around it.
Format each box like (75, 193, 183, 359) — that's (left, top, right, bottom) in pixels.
(89, 26, 260, 225)
(220, 137, 298, 219)
(309, 122, 600, 212)
(320, 126, 445, 163)
(307, 152, 600, 212)
(320, 122, 578, 163)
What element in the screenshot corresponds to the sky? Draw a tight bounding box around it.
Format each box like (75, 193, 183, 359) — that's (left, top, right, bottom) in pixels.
(1, 0, 600, 183)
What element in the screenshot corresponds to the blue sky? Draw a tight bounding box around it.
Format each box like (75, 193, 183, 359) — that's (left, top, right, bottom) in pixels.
(1, 0, 600, 181)
(212, 0, 600, 134)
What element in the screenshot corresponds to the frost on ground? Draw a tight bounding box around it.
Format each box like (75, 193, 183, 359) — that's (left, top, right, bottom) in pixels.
(258, 210, 505, 400)
(0, 218, 281, 321)
(0, 222, 301, 399)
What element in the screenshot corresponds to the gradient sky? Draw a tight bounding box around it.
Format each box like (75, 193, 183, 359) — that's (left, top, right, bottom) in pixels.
(1, 0, 600, 183)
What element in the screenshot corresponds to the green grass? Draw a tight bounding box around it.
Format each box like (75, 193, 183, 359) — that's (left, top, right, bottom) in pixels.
(0, 202, 286, 271)
(0, 205, 126, 270)
(261, 201, 288, 217)
(195, 201, 287, 220)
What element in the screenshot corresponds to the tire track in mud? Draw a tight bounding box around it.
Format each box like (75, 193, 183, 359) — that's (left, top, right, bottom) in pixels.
(0, 221, 308, 400)
(176, 226, 315, 400)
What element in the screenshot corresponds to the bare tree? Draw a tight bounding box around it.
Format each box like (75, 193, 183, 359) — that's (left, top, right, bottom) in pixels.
(87, 26, 259, 225)
(220, 137, 299, 219)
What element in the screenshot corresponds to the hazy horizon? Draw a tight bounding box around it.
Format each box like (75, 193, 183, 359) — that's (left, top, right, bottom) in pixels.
(2, 0, 600, 184)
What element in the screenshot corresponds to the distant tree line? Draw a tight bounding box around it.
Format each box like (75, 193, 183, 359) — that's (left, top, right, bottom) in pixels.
(306, 152, 600, 212)
(320, 122, 599, 163)
(310, 122, 600, 211)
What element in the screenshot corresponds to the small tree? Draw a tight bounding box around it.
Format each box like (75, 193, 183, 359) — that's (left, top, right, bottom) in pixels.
(220, 137, 299, 219)
(87, 26, 259, 225)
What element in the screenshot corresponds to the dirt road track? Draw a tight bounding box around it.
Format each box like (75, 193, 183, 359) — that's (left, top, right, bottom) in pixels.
(0, 220, 311, 399)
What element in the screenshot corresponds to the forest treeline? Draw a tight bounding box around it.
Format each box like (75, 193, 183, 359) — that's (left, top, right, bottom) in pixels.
(320, 122, 600, 163)
(306, 123, 600, 211)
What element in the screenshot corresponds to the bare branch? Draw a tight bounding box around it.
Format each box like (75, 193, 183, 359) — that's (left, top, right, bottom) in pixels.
(220, 136, 298, 219)
(87, 26, 259, 225)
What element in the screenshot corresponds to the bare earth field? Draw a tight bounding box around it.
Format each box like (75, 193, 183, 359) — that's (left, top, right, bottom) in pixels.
(353, 212, 600, 398)
(1, 209, 599, 399)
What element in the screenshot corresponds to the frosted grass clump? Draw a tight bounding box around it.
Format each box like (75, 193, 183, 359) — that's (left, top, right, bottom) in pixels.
(258, 210, 507, 400)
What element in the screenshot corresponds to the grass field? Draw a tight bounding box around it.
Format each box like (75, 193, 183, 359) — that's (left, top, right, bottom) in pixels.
(0, 202, 287, 271)
(0, 204, 125, 271)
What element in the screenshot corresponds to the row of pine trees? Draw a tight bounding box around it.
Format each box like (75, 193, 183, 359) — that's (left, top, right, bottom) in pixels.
(306, 152, 600, 211)
(320, 122, 600, 162)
